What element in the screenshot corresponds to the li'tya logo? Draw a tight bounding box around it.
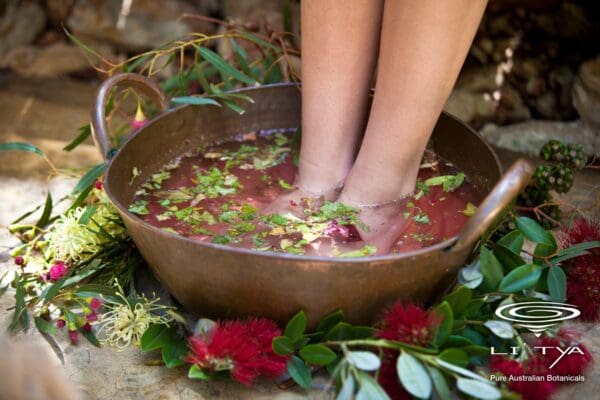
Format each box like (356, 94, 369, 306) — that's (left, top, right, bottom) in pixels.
(491, 301, 583, 369)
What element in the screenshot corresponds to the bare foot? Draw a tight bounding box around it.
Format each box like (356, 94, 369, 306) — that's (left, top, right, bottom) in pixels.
(261, 183, 338, 217)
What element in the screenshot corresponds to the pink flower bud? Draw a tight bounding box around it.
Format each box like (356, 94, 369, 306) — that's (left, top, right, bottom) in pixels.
(56, 319, 66, 329)
(14, 256, 24, 266)
(69, 330, 79, 344)
(49, 262, 68, 281)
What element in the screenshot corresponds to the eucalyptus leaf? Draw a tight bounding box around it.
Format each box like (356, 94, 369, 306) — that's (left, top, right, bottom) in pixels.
(483, 320, 514, 339)
(456, 378, 501, 400)
(426, 366, 451, 400)
(73, 163, 106, 194)
(63, 124, 92, 151)
(171, 96, 221, 106)
(397, 352, 432, 399)
(336, 374, 355, 400)
(458, 260, 483, 289)
(34, 316, 57, 336)
(196, 46, 257, 85)
(0, 142, 46, 157)
(346, 351, 381, 371)
(355, 372, 390, 400)
(436, 359, 488, 383)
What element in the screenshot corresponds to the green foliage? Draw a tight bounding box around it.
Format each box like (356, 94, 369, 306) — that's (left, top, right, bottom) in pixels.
(140, 323, 188, 368)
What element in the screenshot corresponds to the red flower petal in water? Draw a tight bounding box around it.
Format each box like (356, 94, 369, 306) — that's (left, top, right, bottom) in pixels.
(49, 262, 68, 281)
(376, 303, 442, 399)
(186, 318, 289, 385)
(536, 328, 593, 376)
(324, 221, 362, 242)
(560, 218, 600, 321)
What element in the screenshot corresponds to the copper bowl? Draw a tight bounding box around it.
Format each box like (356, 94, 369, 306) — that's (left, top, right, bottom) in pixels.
(91, 73, 533, 326)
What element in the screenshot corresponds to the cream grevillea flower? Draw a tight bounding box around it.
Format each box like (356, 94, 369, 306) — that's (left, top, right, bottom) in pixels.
(96, 290, 174, 350)
(44, 207, 101, 261)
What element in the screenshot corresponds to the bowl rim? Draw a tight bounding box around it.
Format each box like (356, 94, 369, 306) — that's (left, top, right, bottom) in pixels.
(103, 82, 502, 264)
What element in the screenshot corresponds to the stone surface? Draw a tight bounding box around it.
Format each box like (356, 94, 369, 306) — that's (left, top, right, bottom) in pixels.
(0, 43, 91, 77)
(480, 119, 600, 157)
(573, 56, 600, 128)
(67, 0, 215, 51)
(0, 1, 46, 57)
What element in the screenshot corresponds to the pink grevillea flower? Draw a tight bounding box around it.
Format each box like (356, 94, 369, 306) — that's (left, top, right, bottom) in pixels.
(186, 318, 289, 386)
(49, 262, 68, 281)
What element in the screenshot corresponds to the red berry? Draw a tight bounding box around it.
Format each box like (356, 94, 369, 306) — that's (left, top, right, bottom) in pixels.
(14, 256, 24, 266)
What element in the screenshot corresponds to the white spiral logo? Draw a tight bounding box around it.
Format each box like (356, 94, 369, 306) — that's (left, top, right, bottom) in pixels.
(495, 302, 580, 337)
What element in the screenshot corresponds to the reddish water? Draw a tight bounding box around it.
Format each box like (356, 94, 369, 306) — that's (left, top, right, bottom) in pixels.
(130, 131, 481, 256)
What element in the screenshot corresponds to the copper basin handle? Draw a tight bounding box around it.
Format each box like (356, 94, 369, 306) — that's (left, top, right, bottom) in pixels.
(450, 158, 534, 253)
(91, 73, 169, 160)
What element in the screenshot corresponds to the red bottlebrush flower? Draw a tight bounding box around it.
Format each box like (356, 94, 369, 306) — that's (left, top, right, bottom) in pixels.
(376, 303, 442, 399)
(560, 218, 600, 321)
(14, 256, 24, 266)
(69, 330, 79, 344)
(94, 180, 103, 190)
(536, 328, 593, 376)
(186, 318, 289, 386)
(377, 303, 442, 347)
(490, 356, 556, 400)
(90, 297, 103, 312)
(49, 262, 68, 281)
(56, 319, 66, 329)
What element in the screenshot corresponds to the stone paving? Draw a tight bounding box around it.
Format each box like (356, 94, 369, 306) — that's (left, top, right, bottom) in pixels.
(0, 74, 598, 399)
